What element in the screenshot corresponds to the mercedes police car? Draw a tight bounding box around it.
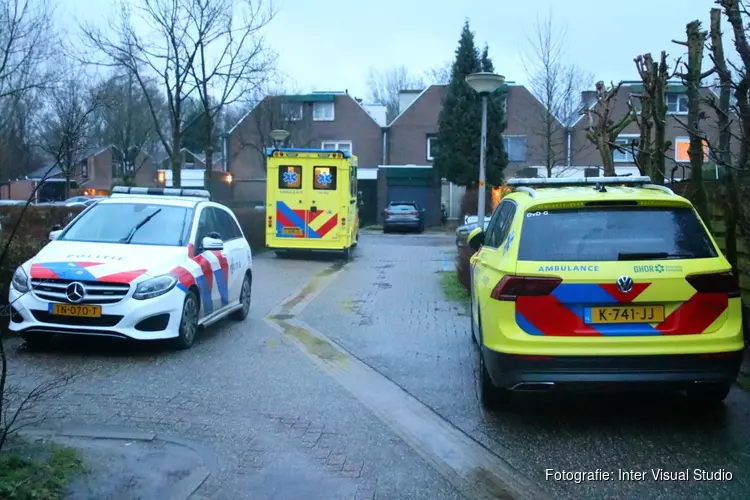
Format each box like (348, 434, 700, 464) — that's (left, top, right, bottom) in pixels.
(8, 186, 253, 349)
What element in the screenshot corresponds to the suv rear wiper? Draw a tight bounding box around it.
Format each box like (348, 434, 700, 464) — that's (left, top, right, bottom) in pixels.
(617, 252, 692, 261)
(121, 208, 162, 244)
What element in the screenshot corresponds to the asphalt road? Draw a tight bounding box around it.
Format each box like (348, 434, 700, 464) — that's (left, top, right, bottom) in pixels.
(4, 230, 750, 499)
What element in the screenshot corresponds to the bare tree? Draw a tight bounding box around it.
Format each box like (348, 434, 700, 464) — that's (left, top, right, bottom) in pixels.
(0, 0, 56, 100)
(92, 72, 164, 186)
(81, 0, 222, 187)
(424, 62, 451, 85)
(582, 81, 635, 176)
(188, 0, 276, 191)
(673, 20, 713, 226)
(366, 66, 426, 124)
(36, 77, 101, 199)
(523, 13, 592, 177)
(0, 90, 41, 185)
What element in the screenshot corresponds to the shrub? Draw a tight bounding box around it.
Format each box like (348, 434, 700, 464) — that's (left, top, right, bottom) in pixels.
(0, 233, 48, 331)
(455, 245, 474, 292)
(0, 205, 85, 241)
(232, 206, 266, 251)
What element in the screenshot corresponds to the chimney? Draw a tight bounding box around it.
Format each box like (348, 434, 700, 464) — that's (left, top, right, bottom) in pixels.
(581, 90, 597, 109)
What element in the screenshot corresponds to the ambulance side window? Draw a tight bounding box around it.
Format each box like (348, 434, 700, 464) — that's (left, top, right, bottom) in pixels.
(313, 166, 337, 190)
(350, 168, 357, 198)
(278, 165, 302, 189)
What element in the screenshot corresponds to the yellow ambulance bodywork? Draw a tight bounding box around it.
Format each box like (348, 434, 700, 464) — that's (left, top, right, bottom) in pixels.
(265, 148, 359, 253)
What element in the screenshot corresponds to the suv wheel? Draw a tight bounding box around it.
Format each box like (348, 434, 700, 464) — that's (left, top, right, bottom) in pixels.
(21, 333, 53, 348)
(173, 290, 199, 350)
(479, 349, 512, 409)
(230, 274, 252, 321)
(685, 382, 731, 405)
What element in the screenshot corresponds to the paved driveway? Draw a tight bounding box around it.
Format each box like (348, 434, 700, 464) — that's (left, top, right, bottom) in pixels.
(4, 231, 750, 499)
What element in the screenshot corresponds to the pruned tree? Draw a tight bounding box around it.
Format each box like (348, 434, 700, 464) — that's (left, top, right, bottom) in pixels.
(583, 81, 635, 176)
(81, 0, 219, 187)
(36, 77, 101, 198)
(188, 0, 276, 191)
(673, 20, 713, 226)
(523, 12, 592, 177)
(92, 72, 164, 186)
(630, 52, 677, 184)
(0, 0, 56, 100)
(366, 66, 426, 124)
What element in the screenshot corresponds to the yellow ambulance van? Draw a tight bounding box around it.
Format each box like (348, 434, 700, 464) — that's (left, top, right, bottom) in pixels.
(265, 148, 359, 258)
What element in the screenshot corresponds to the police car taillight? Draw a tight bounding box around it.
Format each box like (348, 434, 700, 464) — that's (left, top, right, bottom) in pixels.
(686, 272, 740, 298)
(490, 275, 562, 301)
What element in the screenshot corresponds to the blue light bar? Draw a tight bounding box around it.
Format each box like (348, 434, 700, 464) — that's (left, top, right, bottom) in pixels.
(507, 176, 652, 187)
(266, 148, 351, 158)
(111, 186, 210, 198)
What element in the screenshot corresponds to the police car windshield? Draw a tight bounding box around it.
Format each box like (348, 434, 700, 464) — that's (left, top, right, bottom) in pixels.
(59, 203, 192, 246)
(517, 207, 717, 262)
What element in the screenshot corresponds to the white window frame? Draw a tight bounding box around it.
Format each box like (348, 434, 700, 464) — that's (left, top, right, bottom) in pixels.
(503, 135, 528, 162)
(313, 101, 335, 121)
(666, 93, 689, 115)
(321, 140, 352, 154)
(281, 102, 303, 121)
(613, 134, 640, 163)
(427, 136, 437, 161)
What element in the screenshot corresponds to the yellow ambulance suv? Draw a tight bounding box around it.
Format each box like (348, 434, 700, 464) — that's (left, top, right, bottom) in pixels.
(467, 176, 744, 409)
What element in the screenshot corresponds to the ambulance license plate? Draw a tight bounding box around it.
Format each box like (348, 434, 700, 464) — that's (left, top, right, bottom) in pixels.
(585, 305, 665, 324)
(283, 227, 303, 235)
(49, 303, 102, 318)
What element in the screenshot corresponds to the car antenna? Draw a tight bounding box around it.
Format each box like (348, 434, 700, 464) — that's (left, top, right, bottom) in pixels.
(594, 182, 607, 193)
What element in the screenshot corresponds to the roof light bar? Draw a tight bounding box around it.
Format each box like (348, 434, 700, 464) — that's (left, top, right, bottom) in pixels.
(111, 186, 210, 199)
(507, 176, 652, 187)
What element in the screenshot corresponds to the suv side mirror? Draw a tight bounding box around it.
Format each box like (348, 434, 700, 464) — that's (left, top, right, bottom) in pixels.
(467, 227, 484, 250)
(202, 236, 223, 251)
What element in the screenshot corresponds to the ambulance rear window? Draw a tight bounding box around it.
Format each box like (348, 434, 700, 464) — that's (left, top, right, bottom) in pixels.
(314, 167, 337, 190)
(278, 166, 302, 189)
(517, 207, 717, 262)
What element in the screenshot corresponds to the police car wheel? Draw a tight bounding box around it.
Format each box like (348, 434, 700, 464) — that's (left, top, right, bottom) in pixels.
(174, 290, 199, 350)
(231, 274, 252, 321)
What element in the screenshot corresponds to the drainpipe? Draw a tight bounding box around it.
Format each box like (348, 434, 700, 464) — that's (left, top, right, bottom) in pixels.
(566, 127, 572, 167)
(449, 182, 453, 219)
(382, 127, 388, 165)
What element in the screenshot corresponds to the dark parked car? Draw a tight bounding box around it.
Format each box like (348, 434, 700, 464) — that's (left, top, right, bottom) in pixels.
(383, 201, 425, 233)
(455, 216, 491, 247)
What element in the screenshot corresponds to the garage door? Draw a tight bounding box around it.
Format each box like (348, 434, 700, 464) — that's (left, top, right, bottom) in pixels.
(387, 185, 436, 226)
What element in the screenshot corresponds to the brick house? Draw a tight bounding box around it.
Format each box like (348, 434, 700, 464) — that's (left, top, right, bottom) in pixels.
(9, 145, 156, 201)
(566, 81, 718, 180)
(382, 83, 566, 223)
(225, 91, 385, 222)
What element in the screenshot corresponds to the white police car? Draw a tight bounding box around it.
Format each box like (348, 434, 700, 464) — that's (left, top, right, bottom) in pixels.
(8, 186, 253, 349)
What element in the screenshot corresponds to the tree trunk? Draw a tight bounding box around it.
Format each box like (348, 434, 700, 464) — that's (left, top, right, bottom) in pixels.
(651, 53, 670, 185)
(171, 122, 182, 188)
(599, 139, 615, 176)
(684, 21, 710, 228)
(710, 8, 740, 275)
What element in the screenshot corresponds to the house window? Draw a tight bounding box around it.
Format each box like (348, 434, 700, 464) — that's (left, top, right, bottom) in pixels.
(81, 162, 89, 178)
(613, 135, 639, 163)
(426, 135, 438, 161)
(278, 165, 302, 189)
(503, 136, 527, 162)
(313, 101, 335, 121)
(666, 93, 689, 114)
(313, 166, 337, 190)
(321, 140, 352, 153)
(281, 102, 303, 121)
(584, 167, 600, 178)
(675, 136, 709, 162)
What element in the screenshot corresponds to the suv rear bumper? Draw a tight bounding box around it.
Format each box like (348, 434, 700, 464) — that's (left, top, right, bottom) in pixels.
(483, 348, 743, 391)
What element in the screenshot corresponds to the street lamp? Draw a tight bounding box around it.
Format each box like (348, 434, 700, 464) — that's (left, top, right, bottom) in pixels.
(465, 72, 506, 227)
(269, 129, 290, 148)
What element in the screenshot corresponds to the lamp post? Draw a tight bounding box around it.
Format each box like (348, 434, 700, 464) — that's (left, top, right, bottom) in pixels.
(465, 72, 506, 227)
(269, 129, 290, 148)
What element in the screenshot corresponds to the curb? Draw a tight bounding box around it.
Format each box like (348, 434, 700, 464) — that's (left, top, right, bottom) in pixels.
(18, 426, 215, 500)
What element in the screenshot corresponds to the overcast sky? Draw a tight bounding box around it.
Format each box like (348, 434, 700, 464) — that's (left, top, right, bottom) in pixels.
(66, 0, 719, 102)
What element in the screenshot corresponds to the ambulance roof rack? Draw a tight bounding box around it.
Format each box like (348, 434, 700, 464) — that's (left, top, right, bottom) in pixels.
(266, 147, 351, 158)
(111, 186, 211, 199)
(505, 176, 674, 198)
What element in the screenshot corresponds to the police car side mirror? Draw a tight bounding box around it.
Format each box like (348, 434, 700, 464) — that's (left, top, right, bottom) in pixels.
(51, 224, 62, 231)
(202, 236, 223, 251)
(467, 227, 484, 250)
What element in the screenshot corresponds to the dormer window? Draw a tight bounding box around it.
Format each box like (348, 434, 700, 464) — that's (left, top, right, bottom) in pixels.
(666, 93, 688, 114)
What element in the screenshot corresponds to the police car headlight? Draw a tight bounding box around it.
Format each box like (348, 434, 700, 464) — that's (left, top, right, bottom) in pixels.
(11, 266, 30, 293)
(133, 274, 178, 300)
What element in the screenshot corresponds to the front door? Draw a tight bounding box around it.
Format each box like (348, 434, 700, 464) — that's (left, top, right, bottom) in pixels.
(274, 163, 307, 239)
(305, 164, 341, 240)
